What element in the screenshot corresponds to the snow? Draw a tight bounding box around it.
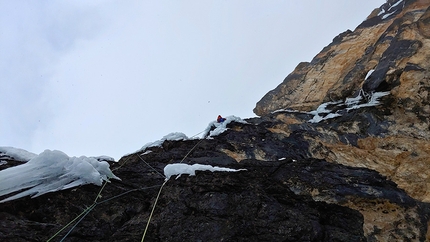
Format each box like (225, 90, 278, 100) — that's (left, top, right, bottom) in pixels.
(142, 150, 153, 155)
(378, 0, 404, 19)
(377, 8, 386, 16)
(267, 88, 389, 124)
(307, 90, 390, 124)
(140, 132, 189, 151)
(0, 146, 37, 162)
(164, 163, 246, 181)
(346, 91, 390, 111)
(202, 115, 247, 138)
(308, 101, 342, 123)
(365, 69, 374, 80)
(388, 0, 403, 11)
(0, 149, 120, 203)
(136, 115, 247, 155)
(93, 155, 116, 162)
(345, 93, 363, 106)
(272, 108, 302, 114)
(381, 11, 397, 20)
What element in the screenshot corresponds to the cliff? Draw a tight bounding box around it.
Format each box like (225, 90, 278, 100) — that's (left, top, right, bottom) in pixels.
(2, 0, 430, 241)
(255, 0, 430, 203)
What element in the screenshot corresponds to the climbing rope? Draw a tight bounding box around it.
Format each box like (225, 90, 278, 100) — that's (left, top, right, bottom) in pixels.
(137, 154, 166, 179)
(141, 180, 167, 242)
(180, 138, 204, 163)
(48, 128, 209, 242)
(46, 181, 162, 242)
(140, 129, 207, 241)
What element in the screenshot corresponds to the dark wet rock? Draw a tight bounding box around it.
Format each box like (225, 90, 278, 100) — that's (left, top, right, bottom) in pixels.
(1, 119, 429, 241)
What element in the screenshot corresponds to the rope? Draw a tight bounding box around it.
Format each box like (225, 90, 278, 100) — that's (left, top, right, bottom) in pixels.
(47, 182, 162, 242)
(137, 154, 166, 179)
(59, 203, 96, 242)
(140, 129, 206, 241)
(112, 155, 132, 172)
(141, 180, 167, 242)
(46, 180, 109, 242)
(49, 128, 208, 242)
(180, 139, 204, 163)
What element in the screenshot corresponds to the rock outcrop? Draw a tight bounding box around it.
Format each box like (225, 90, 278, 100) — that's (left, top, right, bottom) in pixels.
(1, 0, 430, 241)
(255, 0, 430, 203)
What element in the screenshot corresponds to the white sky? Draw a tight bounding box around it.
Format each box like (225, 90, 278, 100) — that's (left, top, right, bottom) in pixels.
(1, 1, 386, 160)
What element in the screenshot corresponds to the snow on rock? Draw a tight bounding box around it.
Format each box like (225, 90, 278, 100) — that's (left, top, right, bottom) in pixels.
(202, 115, 247, 138)
(140, 132, 188, 152)
(136, 116, 246, 155)
(365, 69, 374, 80)
(164, 163, 246, 181)
(0, 150, 120, 203)
(388, 0, 404, 11)
(93, 155, 116, 162)
(381, 11, 397, 20)
(308, 90, 390, 124)
(308, 101, 342, 123)
(0, 146, 37, 162)
(346, 91, 390, 111)
(378, 0, 404, 20)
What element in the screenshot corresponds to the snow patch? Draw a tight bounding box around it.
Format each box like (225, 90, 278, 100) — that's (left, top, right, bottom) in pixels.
(0, 146, 37, 162)
(136, 116, 246, 155)
(307, 90, 390, 124)
(378, 0, 404, 19)
(142, 150, 152, 155)
(164, 163, 246, 181)
(388, 0, 404, 11)
(381, 11, 397, 20)
(272, 108, 302, 114)
(0, 150, 120, 203)
(140, 132, 188, 151)
(308, 101, 342, 123)
(93, 155, 116, 162)
(365, 69, 374, 80)
(202, 115, 247, 138)
(346, 91, 390, 111)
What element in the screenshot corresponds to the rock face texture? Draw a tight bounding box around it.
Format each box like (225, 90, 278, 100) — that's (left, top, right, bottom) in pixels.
(1, 123, 429, 241)
(1, 0, 430, 241)
(255, 0, 430, 203)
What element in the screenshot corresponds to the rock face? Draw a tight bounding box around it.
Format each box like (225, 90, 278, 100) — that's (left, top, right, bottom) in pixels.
(1, 122, 429, 241)
(255, 0, 430, 203)
(2, 0, 430, 241)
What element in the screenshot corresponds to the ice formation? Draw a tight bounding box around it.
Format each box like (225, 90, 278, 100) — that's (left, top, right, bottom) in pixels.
(164, 163, 246, 181)
(0, 150, 120, 203)
(0, 146, 37, 162)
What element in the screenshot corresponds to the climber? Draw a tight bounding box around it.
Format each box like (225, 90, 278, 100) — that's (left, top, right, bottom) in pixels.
(217, 115, 226, 123)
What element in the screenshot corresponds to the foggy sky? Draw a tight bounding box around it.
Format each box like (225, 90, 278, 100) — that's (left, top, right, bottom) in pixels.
(1, 0, 386, 160)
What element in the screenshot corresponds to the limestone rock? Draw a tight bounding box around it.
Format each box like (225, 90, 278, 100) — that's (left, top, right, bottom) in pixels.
(255, 0, 430, 204)
(255, 0, 430, 115)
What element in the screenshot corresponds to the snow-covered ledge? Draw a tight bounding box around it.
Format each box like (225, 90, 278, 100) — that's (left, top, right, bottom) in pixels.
(164, 163, 246, 181)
